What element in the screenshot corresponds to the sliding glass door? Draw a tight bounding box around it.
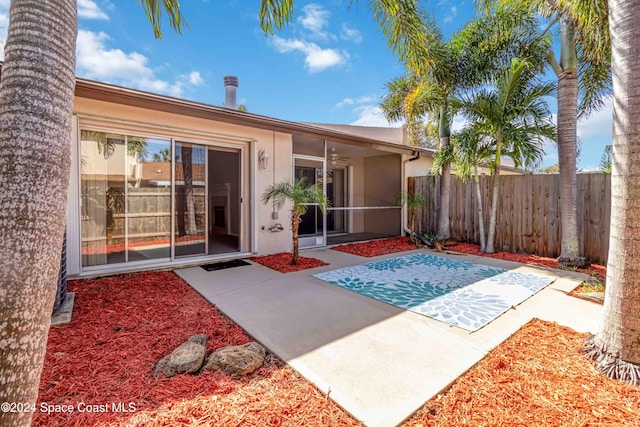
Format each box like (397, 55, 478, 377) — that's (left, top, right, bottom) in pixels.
(80, 130, 242, 271)
(207, 147, 241, 255)
(80, 130, 171, 267)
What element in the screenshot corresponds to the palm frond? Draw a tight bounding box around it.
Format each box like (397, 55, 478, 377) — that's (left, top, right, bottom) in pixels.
(380, 75, 416, 122)
(137, 0, 187, 38)
(262, 178, 329, 217)
(370, 0, 443, 76)
(259, 0, 295, 35)
(576, 43, 612, 119)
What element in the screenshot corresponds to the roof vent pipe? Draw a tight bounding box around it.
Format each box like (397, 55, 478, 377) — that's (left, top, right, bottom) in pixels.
(224, 75, 238, 109)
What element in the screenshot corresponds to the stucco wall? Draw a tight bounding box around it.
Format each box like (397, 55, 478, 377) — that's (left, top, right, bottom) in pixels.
(71, 97, 294, 268)
(256, 131, 293, 255)
(405, 156, 434, 178)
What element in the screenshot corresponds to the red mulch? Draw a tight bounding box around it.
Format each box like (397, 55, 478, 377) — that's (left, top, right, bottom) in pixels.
(404, 319, 640, 426)
(449, 242, 607, 282)
(332, 236, 418, 257)
(250, 252, 328, 273)
(34, 271, 359, 427)
(34, 264, 639, 426)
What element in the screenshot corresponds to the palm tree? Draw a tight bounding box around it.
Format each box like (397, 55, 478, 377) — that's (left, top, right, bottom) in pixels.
(263, 178, 328, 265)
(380, 3, 549, 240)
(0, 2, 183, 426)
(478, 0, 610, 267)
(0, 4, 77, 426)
(584, 0, 640, 386)
(381, 53, 455, 241)
(454, 59, 555, 253)
(433, 130, 495, 252)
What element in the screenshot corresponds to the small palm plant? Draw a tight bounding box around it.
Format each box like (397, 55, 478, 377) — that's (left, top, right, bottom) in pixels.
(262, 178, 328, 265)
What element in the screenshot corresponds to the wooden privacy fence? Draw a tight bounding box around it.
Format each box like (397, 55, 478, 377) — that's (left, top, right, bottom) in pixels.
(409, 173, 611, 264)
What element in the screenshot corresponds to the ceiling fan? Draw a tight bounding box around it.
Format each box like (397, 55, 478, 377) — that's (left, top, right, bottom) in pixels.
(328, 148, 350, 165)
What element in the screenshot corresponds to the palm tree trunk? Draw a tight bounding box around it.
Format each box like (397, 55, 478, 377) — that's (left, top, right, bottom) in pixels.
(556, 20, 588, 269)
(436, 105, 451, 240)
(473, 164, 486, 252)
(0, 1, 77, 426)
(584, 0, 640, 385)
(181, 145, 197, 235)
(485, 143, 501, 254)
(291, 213, 300, 265)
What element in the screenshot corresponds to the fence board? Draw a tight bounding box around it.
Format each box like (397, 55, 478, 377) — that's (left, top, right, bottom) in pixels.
(409, 173, 611, 264)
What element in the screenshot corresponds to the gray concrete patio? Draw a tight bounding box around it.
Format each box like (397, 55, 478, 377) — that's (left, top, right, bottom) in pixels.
(176, 248, 603, 427)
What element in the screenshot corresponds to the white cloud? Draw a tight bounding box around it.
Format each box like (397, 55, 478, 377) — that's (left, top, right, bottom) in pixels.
(187, 71, 203, 85)
(335, 97, 355, 108)
(335, 98, 355, 108)
(270, 35, 346, 72)
(78, 0, 109, 20)
(577, 98, 613, 141)
(356, 95, 377, 104)
(76, 30, 154, 80)
(351, 105, 398, 127)
(444, 6, 458, 24)
(338, 94, 399, 126)
(297, 4, 331, 40)
(340, 24, 363, 44)
(336, 94, 378, 109)
(76, 29, 200, 97)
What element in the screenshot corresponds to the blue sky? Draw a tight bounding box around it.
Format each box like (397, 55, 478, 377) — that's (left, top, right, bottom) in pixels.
(0, 0, 612, 170)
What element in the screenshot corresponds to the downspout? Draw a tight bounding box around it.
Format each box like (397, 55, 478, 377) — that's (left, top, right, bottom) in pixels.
(402, 151, 421, 235)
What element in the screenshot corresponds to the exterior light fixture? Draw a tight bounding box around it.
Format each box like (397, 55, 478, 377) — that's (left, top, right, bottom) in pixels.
(258, 150, 271, 169)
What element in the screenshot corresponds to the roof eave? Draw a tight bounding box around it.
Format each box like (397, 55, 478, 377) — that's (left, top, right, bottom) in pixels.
(74, 78, 431, 156)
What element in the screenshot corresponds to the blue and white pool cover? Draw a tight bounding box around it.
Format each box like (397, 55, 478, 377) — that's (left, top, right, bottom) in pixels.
(313, 253, 556, 332)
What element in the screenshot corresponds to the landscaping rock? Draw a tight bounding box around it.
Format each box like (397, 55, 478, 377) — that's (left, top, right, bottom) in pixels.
(153, 334, 208, 378)
(203, 341, 266, 376)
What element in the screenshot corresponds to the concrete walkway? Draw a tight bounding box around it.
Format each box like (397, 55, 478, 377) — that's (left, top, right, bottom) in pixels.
(176, 248, 602, 427)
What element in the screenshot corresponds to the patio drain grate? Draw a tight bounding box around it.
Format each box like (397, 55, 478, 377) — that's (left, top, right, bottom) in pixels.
(201, 259, 251, 271)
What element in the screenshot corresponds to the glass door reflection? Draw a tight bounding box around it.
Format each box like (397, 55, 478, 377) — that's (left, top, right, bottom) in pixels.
(174, 142, 207, 257)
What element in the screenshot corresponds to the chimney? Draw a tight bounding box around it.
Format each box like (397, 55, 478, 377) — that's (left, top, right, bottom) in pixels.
(224, 75, 238, 109)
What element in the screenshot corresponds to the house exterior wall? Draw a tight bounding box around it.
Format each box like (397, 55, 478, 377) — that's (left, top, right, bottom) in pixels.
(66, 94, 427, 276)
(68, 97, 294, 275)
(405, 156, 434, 178)
(256, 131, 293, 255)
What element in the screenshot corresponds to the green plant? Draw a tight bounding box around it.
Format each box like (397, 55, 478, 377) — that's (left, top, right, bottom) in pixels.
(583, 272, 606, 292)
(262, 178, 328, 265)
